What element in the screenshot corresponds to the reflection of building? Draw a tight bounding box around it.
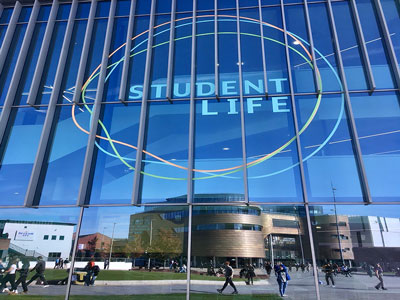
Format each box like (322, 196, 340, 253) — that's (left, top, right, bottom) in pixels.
(312, 215, 354, 263)
(76, 233, 112, 252)
(0, 220, 75, 260)
(349, 216, 400, 263)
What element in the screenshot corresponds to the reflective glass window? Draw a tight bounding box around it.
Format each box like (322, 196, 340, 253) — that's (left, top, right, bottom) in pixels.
(76, 2, 91, 19)
(0, 25, 7, 48)
(309, 3, 341, 92)
(156, 0, 172, 14)
(89, 103, 141, 205)
(197, 0, 214, 11)
(95, 1, 111, 18)
(37, 5, 51, 21)
(149, 14, 170, 100)
(246, 96, 303, 202)
(136, 0, 151, 15)
(176, 0, 192, 13)
(18, 6, 32, 22)
(332, 1, 368, 90)
(381, 0, 400, 67)
(27, 22, 67, 105)
(0, 8, 13, 24)
(72, 206, 188, 297)
(193, 99, 245, 202)
(35, 105, 91, 206)
(296, 94, 364, 202)
(262, 6, 289, 94)
(56, 4, 72, 20)
(351, 92, 400, 202)
(0, 108, 46, 206)
(0, 24, 27, 106)
(116, 0, 131, 16)
(0, 207, 80, 296)
(309, 204, 400, 298)
(357, 0, 396, 89)
(140, 101, 189, 204)
(12, 22, 47, 106)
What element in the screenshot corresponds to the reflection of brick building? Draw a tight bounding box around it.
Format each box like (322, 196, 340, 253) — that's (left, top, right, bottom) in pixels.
(76, 233, 112, 252)
(312, 215, 354, 263)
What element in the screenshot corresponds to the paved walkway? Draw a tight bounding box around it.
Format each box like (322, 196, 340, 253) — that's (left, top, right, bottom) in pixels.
(2, 271, 399, 299)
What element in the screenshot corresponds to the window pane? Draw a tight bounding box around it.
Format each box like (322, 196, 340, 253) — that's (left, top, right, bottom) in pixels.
(309, 204, 400, 299)
(0, 207, 80, 296)
(0, 108, 46, 206)
(89, 103, 141, 205)
(351, 92, 400, 201)
(71, 206, 188, 298)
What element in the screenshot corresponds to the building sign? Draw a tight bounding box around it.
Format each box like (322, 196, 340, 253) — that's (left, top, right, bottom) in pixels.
(15, 231, 35, 241)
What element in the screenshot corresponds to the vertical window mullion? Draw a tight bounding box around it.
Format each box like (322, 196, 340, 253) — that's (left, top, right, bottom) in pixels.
(76, 0, 117, 206)
(257, 0, 268, 96)
(303, 0, 322, 94)
(0, 1, 22, 87)
(72, 0, 98, 104)
(236, 0, 249, 204)
(0, 0, 40, 150)
(326, 0, 372, 204)
(371, 0, 400, 88)
(214, 0, 219, 99)
(166, 0, 176, 103)
(118, 0, 136, 102)
(26, 0, 59, 106)
(349, 0, 376, 91)
(131, 0, 157, 205)
(24, 0, 78, 207)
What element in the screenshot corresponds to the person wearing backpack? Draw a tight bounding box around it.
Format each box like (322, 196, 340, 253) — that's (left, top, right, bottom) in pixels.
(276, 262, 290, 297)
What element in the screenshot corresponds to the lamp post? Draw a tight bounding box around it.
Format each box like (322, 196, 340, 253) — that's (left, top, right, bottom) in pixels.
(108, 223, 116, 267)
(331, 183, 344, 266)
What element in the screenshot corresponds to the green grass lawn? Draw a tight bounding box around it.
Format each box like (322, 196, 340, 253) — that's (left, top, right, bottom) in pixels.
(40, 269, 252, 281)
(0, 294, 281, 300)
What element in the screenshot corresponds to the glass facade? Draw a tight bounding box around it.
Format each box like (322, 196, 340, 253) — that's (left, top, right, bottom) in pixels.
(0, 0, 399, 299)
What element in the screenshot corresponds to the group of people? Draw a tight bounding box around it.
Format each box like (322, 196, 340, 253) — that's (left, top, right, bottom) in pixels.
(169, 260, 187, 273)
(0, 256, 48, 295)
(53, 257, 69, 269)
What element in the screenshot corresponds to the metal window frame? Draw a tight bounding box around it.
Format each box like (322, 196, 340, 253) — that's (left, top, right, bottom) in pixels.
(24, 0, 78, 207)
(71, 0, 98, 104)
(0, 1, 21, 79)
(326, 0, 372, 204)
(349, 0, 376, 91)
(131, 0, 157, 205)
(118, 0, 137, 102)
(76, 0, 117, 206)
(372, 0, 400, 89)
(257, 0, 268, 96)
(165, 0, 176, 103)
(303, 0, 322, 94)
(0, 0, 39, 148)
(236, 0, 249, 204)
(26, 0, 59, 106)
(214, 0, 219, 100)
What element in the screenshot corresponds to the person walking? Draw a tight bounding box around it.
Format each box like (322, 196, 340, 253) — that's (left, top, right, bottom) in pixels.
(217, 261, 238, 295)
(245, 264, 255, 285)
(265, 262, 272, 276)
(9, 258, 30, 295)
(276, 263, 290, 297)
(104, 258, 110, 270)
(374, 263, 387, 290)
(1, 258, 18, 293)
(323, 262, 335, 287)
(27, 256, 49, 287)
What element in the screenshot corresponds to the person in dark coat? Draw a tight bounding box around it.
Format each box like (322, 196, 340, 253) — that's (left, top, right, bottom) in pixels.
(217, 261, 238, 295)
(27, 256, 48, 287)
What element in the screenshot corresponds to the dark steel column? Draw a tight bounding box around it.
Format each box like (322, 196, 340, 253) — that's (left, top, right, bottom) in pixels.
(166, 0, 176, 103)
(349, 0, 376, 91)
(24, 0, 79, 207)
(72, 0, 98, 104)
(118, 0, 136, 102)
(257, 0, 268, 96)
(0, 0, 40, 147)
(326, 0, 372, 203)
(77, 0, 117, 205)
(235, 0, 249, 204)
(26, 0, 60, 106)
(131, 0, 157, 204)
(214, 0, 219, 99)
